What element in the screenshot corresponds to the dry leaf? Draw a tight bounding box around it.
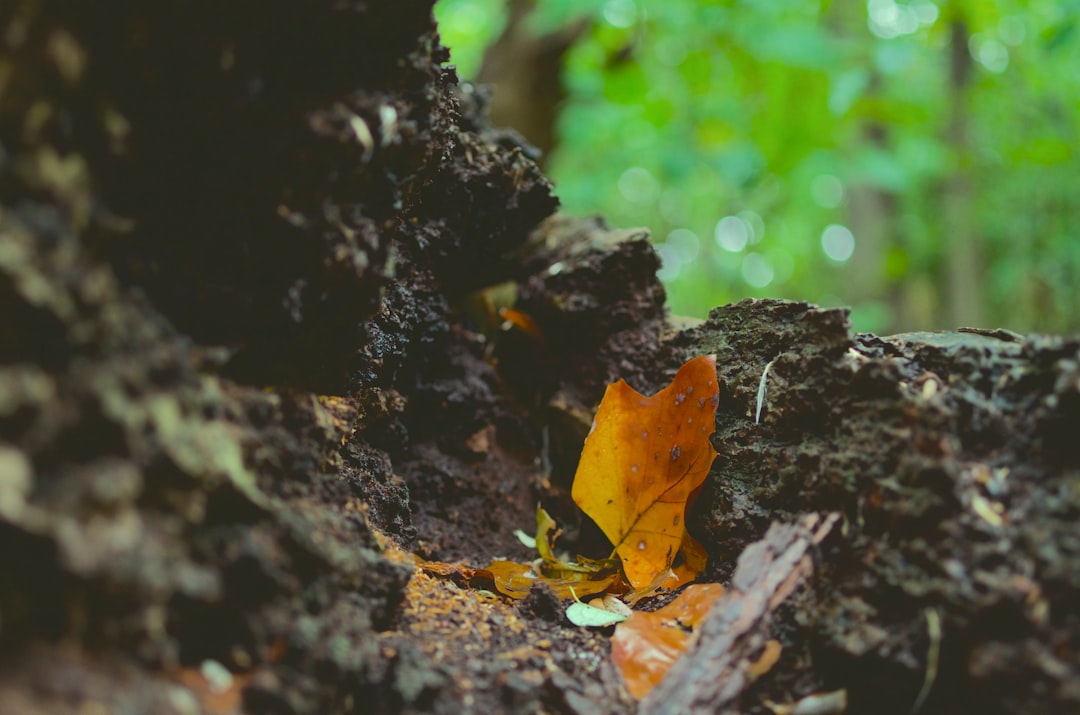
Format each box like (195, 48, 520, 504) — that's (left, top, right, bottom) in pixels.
(484, 559, 617, 600)
(666, 530, 709, 592)
(600, 594, 632, 617)
(415, 558, 488, 585)
(748, 639, 783, 680)
(572, 355, 719, 589)
(484, 505, 622, 599)
(420, 505, 622, 600)
(566, 598, 629, 628)
(611, 582, 725, 699)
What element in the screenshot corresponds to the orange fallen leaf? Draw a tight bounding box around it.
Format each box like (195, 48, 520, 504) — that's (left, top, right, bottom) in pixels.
(484, 559, 618, 600)
(748, 639, 783, 680)
(418, 506, 622, 600)
(415, 558, 493, 588)
(481, 505, 623, 599)
(481, 560, 540, 599)
(572, 355, 720, 589)
(418, 557, 617, 601)
(670, 529, 709, 588)
(622, 531, 707, 606)
(611, 582, 725, 699)
(498, 306, 545, 342)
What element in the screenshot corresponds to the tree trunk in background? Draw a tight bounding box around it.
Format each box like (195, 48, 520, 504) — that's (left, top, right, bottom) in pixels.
(943, 17, 985, 328)
(476, 0, 587, 163)
(828, 0, 934, 334)
(846, 120, 897, 329)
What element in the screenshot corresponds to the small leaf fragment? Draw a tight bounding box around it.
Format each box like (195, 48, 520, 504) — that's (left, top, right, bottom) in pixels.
(514, 529, 537, 549)
(483, 560, 538, 599)
(748, 639, 783, 680)
(566, 600, 629, 628)
(533, 505, 560, 565)
(623, 567, 677, 607)
(485, 559, 618, 600)
(668, 531, 709, 588)
(765, 689, 848, 715)
(420, 508, 623, 600)
(600, 594, 633, 618)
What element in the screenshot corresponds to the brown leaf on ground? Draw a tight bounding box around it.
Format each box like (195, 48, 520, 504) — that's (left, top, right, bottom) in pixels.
(572, 355, 720, 589)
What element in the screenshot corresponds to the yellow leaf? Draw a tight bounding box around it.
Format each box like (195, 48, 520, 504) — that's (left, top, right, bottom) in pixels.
(571, 355, 719, 589)
(485, 559, 617, 600)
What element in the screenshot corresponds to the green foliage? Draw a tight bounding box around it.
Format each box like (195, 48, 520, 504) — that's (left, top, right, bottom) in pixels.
(436, 0, 1080, 334)
(436, 0, 507, 78)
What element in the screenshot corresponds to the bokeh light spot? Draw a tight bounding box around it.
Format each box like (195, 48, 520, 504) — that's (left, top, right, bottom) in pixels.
(714, 215, 750, 253)
(618, 166, 660, 204)
(741, 252, 774, 288)
(821, 224, 856, 262)
(812, 174, 845, 208)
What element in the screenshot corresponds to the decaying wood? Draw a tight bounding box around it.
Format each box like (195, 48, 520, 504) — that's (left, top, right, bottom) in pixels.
(644, 513, 840, 715)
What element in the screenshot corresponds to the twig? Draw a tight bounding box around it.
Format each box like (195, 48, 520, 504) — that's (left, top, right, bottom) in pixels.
(756, 357, 778, 424)
(910, 608, 942, 714)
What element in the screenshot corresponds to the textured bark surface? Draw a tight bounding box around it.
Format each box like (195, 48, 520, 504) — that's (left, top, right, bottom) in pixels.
(2, 3, 1078, 715)
(644, 513, 840, 714)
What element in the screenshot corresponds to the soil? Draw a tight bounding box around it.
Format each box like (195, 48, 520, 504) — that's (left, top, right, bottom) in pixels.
(1, 2, 1078, 715)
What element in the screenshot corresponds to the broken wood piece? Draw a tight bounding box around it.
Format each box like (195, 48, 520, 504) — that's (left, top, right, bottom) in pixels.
(642, 512, 840, 715)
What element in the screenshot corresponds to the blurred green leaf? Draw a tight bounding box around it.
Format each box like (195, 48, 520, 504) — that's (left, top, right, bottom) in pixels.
(438, 0, 1080, 333)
